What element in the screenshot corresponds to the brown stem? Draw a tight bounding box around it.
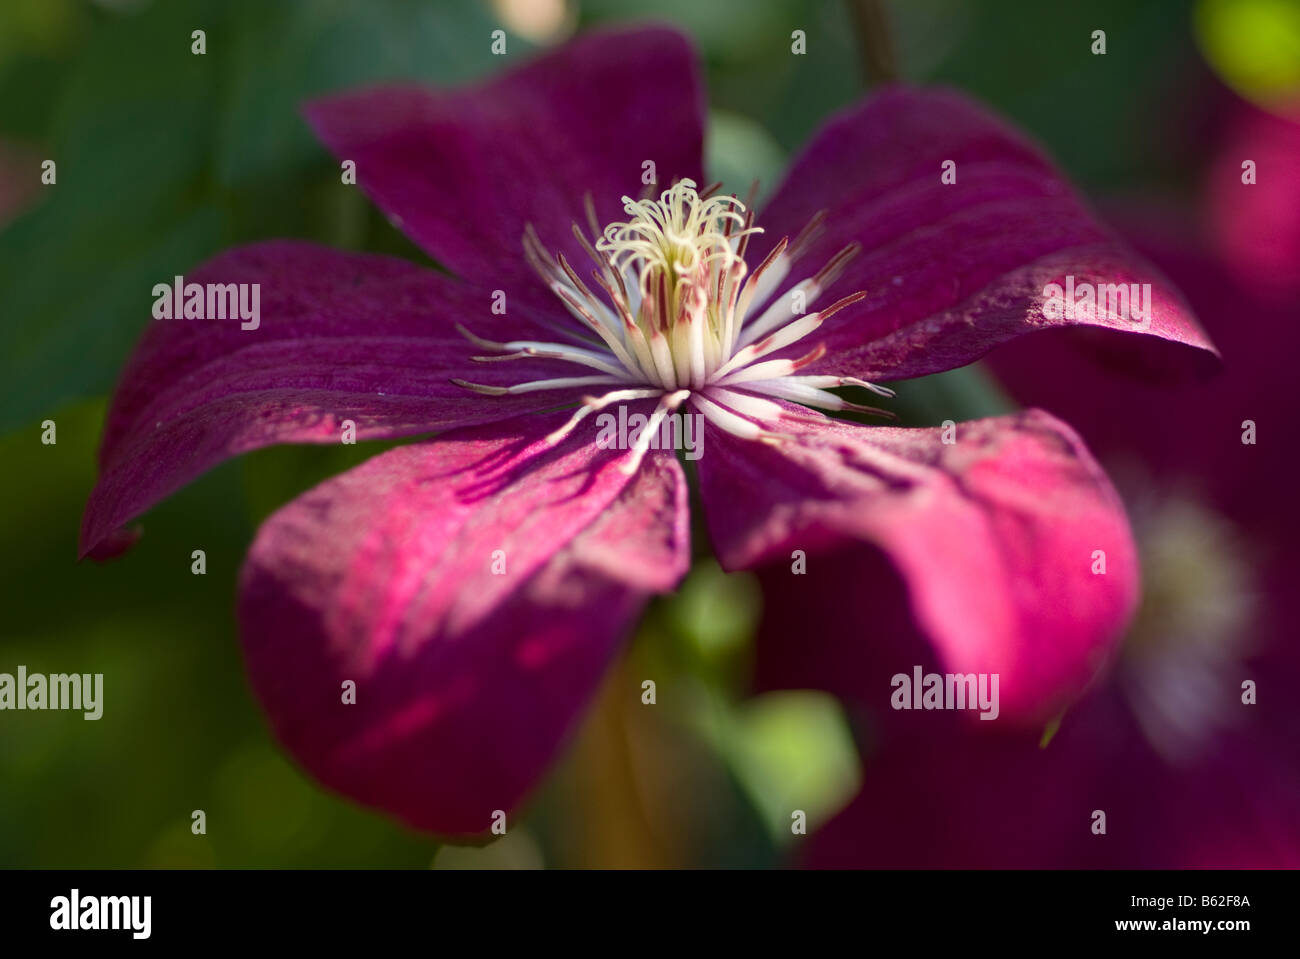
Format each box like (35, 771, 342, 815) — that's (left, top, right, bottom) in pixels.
(845, 0, 899, 85)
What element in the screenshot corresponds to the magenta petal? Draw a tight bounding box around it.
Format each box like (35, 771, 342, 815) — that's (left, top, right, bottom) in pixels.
(304, 26, 704, 309)
(806, 685, 1300, 868)
(84, 525, 143, 562)
(238, 411, 690, 835)
(752, 88, 1218, 381)
(80, 240, 569, 557)
(699, 411, 1137, 720)
(989, 204, 1300, 511)
(1207, 101, 1300, 301)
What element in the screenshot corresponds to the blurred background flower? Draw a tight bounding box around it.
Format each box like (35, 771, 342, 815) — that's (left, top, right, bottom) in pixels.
(807, 180, 1300, 867)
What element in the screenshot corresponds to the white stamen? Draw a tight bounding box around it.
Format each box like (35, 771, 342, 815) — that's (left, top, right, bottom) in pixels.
(543, 387, 662, 446)
(453, 179, 893, 450)
(451, 374, 624, 396)
(620, 389, 691, 475)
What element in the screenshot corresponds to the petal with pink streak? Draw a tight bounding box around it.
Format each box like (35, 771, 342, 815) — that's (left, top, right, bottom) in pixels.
(699, 411, 1137, 721)
(239, 409, 690, 836)
(750, 88, 1218, 382)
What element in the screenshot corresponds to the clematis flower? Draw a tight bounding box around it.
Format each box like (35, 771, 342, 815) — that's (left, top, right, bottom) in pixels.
(802, 193, 1300, 867)
(80, 27, 1217, 836)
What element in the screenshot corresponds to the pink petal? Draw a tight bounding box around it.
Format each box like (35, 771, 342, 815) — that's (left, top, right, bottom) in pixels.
(304, 25, 704, 319)
(699, 411, 1137, 721)
(80, 240, 567, 557)
(1207, 100, 1300, 302)
(238, 409, 690, 836)
(752, 88, 1219, 381)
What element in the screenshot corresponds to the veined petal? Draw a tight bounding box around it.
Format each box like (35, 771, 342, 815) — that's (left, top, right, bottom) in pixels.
(80, 241, 572, 557)
(698, 410, 1138, 721)
(304, 25, 704, 326)
(238, 409, 690, 836)
(750, 88, 1219, 381)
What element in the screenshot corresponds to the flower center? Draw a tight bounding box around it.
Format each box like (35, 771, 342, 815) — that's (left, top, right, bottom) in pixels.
(1120, 494, 1258, 763)
(599, 183, 749, 378)
(454, 178, 893, 471)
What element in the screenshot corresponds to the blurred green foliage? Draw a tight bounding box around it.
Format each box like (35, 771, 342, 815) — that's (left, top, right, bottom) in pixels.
(0, 0, 507, 434)
(0, 0, 1230, 866)
(0, 402, 438, 865)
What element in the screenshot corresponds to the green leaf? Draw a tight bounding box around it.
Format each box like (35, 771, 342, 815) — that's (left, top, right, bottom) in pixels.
(665, 557, 761, 667)
(880, 362, 1016, 428)
(691, 690, 862, 846)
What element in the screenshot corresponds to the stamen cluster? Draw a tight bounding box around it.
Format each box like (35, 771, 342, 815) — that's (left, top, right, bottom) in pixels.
(455, 179, 893, 472)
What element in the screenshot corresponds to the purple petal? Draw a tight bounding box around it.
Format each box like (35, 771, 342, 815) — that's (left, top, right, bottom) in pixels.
(239, 409, 690, 836)
(988, 204, 1300, 519)
(806, 680, 1300, 867)
(699, 411, 1137, 721)
(304, 25, 704, 320)
(80, 240, 568, 557)
(751, 88, 1219, 381)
